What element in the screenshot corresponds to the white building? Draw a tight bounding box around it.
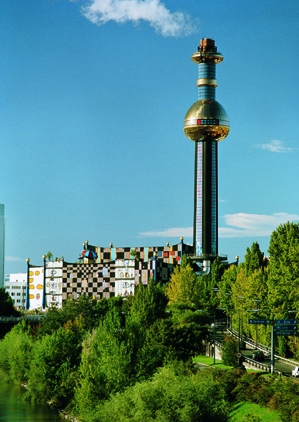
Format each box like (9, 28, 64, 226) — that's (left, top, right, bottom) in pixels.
(0, 205, 5, 288)
(45, 260, 63, 308)
(5, 273, 27, 310)
(25, 260, 63, 311)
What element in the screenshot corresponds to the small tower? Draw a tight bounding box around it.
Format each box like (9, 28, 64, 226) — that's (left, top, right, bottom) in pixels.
(184, 39, 229, 265)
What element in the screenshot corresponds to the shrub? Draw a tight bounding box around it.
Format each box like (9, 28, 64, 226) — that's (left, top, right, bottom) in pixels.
(91, 365, 230, 422)
(221, 335, 238, 366)
(0, 320, 33, 384)
(26, 327, 81, 406)
(74, 309, 148, 418)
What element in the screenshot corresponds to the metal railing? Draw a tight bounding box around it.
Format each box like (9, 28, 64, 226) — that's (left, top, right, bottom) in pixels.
(228, 327, 299, 368)
(0, 315, 46, 323)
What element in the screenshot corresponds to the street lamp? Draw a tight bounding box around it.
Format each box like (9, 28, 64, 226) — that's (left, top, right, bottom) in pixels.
(247, 309, 275, 374)
(224, 293, 232, 329)
(212, 288, 232, 328)
(251, 299, 262, 348)
(237, 297, 246, 349)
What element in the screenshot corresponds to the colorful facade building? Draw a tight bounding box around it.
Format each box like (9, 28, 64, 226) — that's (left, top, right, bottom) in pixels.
(26, 239, 194, 309)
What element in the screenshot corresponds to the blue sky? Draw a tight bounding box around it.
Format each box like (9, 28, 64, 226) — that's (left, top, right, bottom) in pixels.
(1, 0, 299, 274)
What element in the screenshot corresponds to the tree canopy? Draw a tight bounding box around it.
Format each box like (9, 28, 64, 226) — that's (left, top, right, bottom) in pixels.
(0, 287, 20, 316)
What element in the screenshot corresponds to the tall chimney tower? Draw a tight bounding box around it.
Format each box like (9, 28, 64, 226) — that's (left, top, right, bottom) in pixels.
(184, 39, 229, 268)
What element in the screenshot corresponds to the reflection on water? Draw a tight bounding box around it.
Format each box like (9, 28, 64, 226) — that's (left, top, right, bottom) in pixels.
(0, 379, 63, 421)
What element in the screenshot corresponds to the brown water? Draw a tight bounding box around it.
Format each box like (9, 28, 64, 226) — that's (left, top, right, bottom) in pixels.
(0, 380, 63, 421)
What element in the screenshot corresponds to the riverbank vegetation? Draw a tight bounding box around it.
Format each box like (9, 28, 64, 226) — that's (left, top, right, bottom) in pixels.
(0, 221, 299, 421)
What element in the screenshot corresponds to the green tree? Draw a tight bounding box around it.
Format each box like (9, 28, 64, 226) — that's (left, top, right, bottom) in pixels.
(143, 312, 209, 370)
(267, 222, 299, 357)
(195, 258, 224, 311)
(0, 319, 32, 382)
(211, 256, 225, 286)
(0, 287, 20, 316)
(166, 255, 198, 306)
(92, 365, 230, 422)
(268, 222, 299, 314)
(245, 242, 265, 276)
(74, 309, 148, 418)
(130, 279, 168, 328)
(27, 327, 81, 406)
(37, 295, 117, 337)
(220, 335, 238, 366)
(218, 264, 239, 319)
(46, 251, 53, 261)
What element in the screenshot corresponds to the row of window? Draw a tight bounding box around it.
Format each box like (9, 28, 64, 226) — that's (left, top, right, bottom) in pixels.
(197, 119, 219, 125)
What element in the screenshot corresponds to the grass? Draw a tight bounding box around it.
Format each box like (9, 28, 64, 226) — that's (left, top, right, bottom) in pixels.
(229, 401, 282, 421)
(193, 355, 263, 373)
(193, 355, 282, 421)
(193, 354, 229, 369)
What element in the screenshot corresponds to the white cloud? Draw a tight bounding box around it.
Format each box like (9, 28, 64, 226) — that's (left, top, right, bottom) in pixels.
(78, 0, 197, 37)
(139, 212, 299, 239)
(219, 212, 299, 238)
(255, 139, 293, 153)
(6, 256, 24, 262)
(139, 226, 193, 238)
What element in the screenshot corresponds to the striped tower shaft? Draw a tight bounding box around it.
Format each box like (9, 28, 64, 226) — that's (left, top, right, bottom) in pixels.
(194, 62, 218, 257)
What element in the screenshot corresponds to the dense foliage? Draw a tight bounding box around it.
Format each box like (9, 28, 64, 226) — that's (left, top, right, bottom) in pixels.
(0, 287, 20, 316)
(214, 222, 299, 358)
(92, 365, 231, 422)
(221, 335, 238, 366)
(1, 221, 299, 421)
(0, 278, 211, 420)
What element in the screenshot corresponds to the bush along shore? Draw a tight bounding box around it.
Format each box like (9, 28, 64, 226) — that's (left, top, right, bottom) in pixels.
(1, 222, 299, 420)
(0, 288, 298, 422)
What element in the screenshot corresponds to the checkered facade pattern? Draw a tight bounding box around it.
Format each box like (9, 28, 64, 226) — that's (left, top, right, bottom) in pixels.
(61, 242, 193, 300)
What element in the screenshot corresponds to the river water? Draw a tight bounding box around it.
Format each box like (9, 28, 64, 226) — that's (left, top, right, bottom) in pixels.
(0, 379, 63, 421)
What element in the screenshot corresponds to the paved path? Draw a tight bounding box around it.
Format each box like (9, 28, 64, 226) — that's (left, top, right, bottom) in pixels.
(241, 346, 296, 376)
(213, 326, 298, 377)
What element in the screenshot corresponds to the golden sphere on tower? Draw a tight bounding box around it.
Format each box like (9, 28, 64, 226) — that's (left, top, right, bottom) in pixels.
(184, 99, 229, 142)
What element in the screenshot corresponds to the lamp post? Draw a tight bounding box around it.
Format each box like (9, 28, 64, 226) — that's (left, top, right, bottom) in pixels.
(26, 258, 30, 311)
(153, 252, 157, 283)
(212, 309, 216, 364)
(252, 299, 262, 348)
(212, 288, 232, 328)
(271, 313, 275, 374)
(42, 255, 46, 309)
(237, 296, 246, 349)
(223, 292, 232, 328)
(180, 237, 184, 260)
(218, 307, 229, 327)
(247, 308, 262, 350)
